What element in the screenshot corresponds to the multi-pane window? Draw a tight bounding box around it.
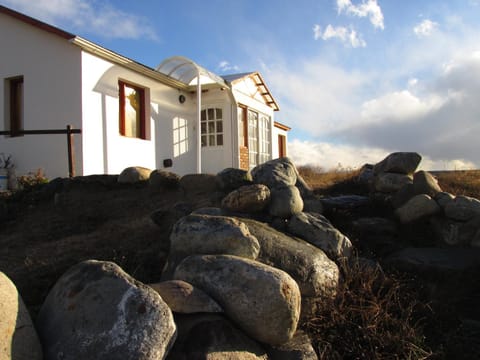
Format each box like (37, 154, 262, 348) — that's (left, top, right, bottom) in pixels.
(5, 76, 24, 137)
(246, 109, 271, 168)
(258, 114, 271, 164)
(248, 110, 259, 168)
(201, 107, 223, 147)
(173, 116, 189, 156)
(119, 80, 147, 139)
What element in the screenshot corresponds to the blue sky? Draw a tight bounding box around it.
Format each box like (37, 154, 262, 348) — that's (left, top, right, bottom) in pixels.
(2, 0, 480, 170)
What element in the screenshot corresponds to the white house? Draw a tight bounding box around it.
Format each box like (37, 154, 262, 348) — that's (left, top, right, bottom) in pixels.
(0, 5, 289, 179)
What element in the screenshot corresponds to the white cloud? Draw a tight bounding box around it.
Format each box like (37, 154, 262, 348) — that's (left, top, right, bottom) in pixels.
(217, 61, 240, 73)
(413, 19, 439, 37)
(1, 0, 158, 40)
(313, 24, 366, 48)
(337, 0, 384, 30)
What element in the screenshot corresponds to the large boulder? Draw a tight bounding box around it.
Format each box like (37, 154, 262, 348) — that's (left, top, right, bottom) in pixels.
(148, 169, 180, 189)
(413, 171, 442, 197)
(36, 260, 177, 360)
(173, 254, 301, 346)
(240, 218, 339, 298)
(266, 331, 318, 360)
(251, 157, 298, 189)
(221, 184, 271, 213)
(169, 214, 260, 260)
(216, 168, 253, 191)
(118, 166, 152, 183)
(269, 185, 304, 219)
(395, 194, 441, 224)
(149, 280, 222, 314)
(444, 195, 480, 221)
(288, 212, 353, 260)
(373, 172, 412, 193)
(373, 152, 422, 175)
(0, 272, 42, 360)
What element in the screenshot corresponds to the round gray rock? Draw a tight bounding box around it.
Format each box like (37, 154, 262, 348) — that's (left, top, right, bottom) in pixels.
(288, 212, 353, 260)
(395, 194, 441, 223)
(373, 172, 412, 193)
(170, 214, 260, 260)
(413, 170, 442, 197)
(149, 280, 222, 314)
(149, 169, 180, 189)
(118, 166, 152, 183)
(221, 184, 271, 213)
(0, 272, 42, 360)
(179, 173, 219, 195)
(216, 168, 253, 191)
(269, 185, 304, 219)
(173, 254, 301, 346)
(373, 152, 421, 175)
(36, 260, 177, 360)
(251, 157, 298, 189)
(444, 195, 480, 221)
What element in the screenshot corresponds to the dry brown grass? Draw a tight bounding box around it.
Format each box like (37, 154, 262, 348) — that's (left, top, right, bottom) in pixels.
(298, 165, 361, 193)
(435, 170, 480, 199)
(305, 258, 434, 359)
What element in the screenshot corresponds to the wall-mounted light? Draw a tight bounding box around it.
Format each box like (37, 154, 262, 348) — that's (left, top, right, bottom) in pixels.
(179, 94, 186, 104)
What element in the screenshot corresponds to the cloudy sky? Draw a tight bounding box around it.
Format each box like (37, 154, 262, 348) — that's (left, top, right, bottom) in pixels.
(2, 0, 480, 170)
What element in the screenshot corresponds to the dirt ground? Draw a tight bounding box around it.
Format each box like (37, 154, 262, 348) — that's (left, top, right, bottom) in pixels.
(0, 175, 220, 316)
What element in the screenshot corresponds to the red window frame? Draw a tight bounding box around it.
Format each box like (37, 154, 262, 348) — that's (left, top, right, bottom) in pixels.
(119, 80, 146, 139)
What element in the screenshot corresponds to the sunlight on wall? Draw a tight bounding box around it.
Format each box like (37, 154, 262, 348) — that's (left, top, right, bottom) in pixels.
(173, 116, 188, 157)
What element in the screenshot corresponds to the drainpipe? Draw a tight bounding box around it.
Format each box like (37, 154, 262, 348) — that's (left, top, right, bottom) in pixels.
(196, 73, 202, 173)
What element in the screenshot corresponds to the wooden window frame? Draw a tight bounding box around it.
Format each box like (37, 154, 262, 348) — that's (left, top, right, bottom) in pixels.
(7, 76, 24, 137)
(200, 107, 224, 147)
(119, 80, 147, 140)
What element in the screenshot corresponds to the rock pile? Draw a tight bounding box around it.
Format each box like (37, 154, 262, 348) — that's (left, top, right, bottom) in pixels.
(3, 152, 480, 359)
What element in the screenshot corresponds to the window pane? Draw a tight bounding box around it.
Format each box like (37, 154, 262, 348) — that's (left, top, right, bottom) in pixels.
(201, 110, 206, 121)
(216, 121, 223, 133)
(208, 108, 214, 120)
(217, 135, 223, 146)
(216, 108, 222, 119)
(201, 122, 206, 134)
(209, 135, 215, 146)
(208, 121, 215, 133)
(201, 135, 207, 147)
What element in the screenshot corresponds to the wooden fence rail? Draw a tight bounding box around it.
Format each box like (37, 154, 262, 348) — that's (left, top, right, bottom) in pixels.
(0, 125, 82, 177)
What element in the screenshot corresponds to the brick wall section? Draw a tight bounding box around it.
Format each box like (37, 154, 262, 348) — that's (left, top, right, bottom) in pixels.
(239, 146, 249, 170)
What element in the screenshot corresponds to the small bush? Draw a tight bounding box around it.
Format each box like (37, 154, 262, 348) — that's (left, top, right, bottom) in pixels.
(305, 257, 434, 359)
(17, 168, 48, 190)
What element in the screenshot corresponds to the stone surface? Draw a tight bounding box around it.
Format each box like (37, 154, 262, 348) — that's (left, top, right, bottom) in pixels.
(302, 198, 324, 214)
(216, 168, 253, 191)
(150, 202, 193, 227)
(391, 183, 415, 209)
(240, 218, 339, 298)
(357, 163, 374, 185)
(295, 173, 315, 200)
(221, 184, 270, 213)
(352, 217, 398, 236)
(374, 172, 413, 193)
(169, 314, 268, 360)
(435, 192, 455, 210)
(444, 195, 480, 221)
(149, 280, 222, 314)
(395, 194, 441, 223)
(266, 331, 318, 360)
(320, 195, 369, 211)
(431, 215, 480, 246)
(169, 214, 260, 260)
(413, 171, 442, 197)
(288, 212, 353, 260)
(0, 272, 42, 360)
(179, 174, 219, 195)
(373, 152, 422, 175)
(118, 166, 152, 183)
(269, 185, 304, 219)
(36, 260, 177, 360)
(173, 254, 301, 346)
(148, 169, 180, 189)
(251, 157, 298, 189)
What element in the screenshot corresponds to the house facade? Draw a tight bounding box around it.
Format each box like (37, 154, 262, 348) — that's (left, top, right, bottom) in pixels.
(0, 5, 289, 179)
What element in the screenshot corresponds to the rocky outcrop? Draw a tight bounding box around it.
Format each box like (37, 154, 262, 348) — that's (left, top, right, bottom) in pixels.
(269, 185, 304, 218)
(173, 254, 301, 346)
(148, 169, 180, 189)
(0, 272, 42, 360)
(36, 260, 177, 360)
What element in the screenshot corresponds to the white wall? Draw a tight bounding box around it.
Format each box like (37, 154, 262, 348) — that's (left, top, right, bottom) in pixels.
(0, 13, 83, 179)
(272, 125, 289, 159)
(81, 51, 198, 175)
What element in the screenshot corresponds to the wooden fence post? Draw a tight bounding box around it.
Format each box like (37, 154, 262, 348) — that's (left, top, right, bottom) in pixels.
(67, 125, 75, 177)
